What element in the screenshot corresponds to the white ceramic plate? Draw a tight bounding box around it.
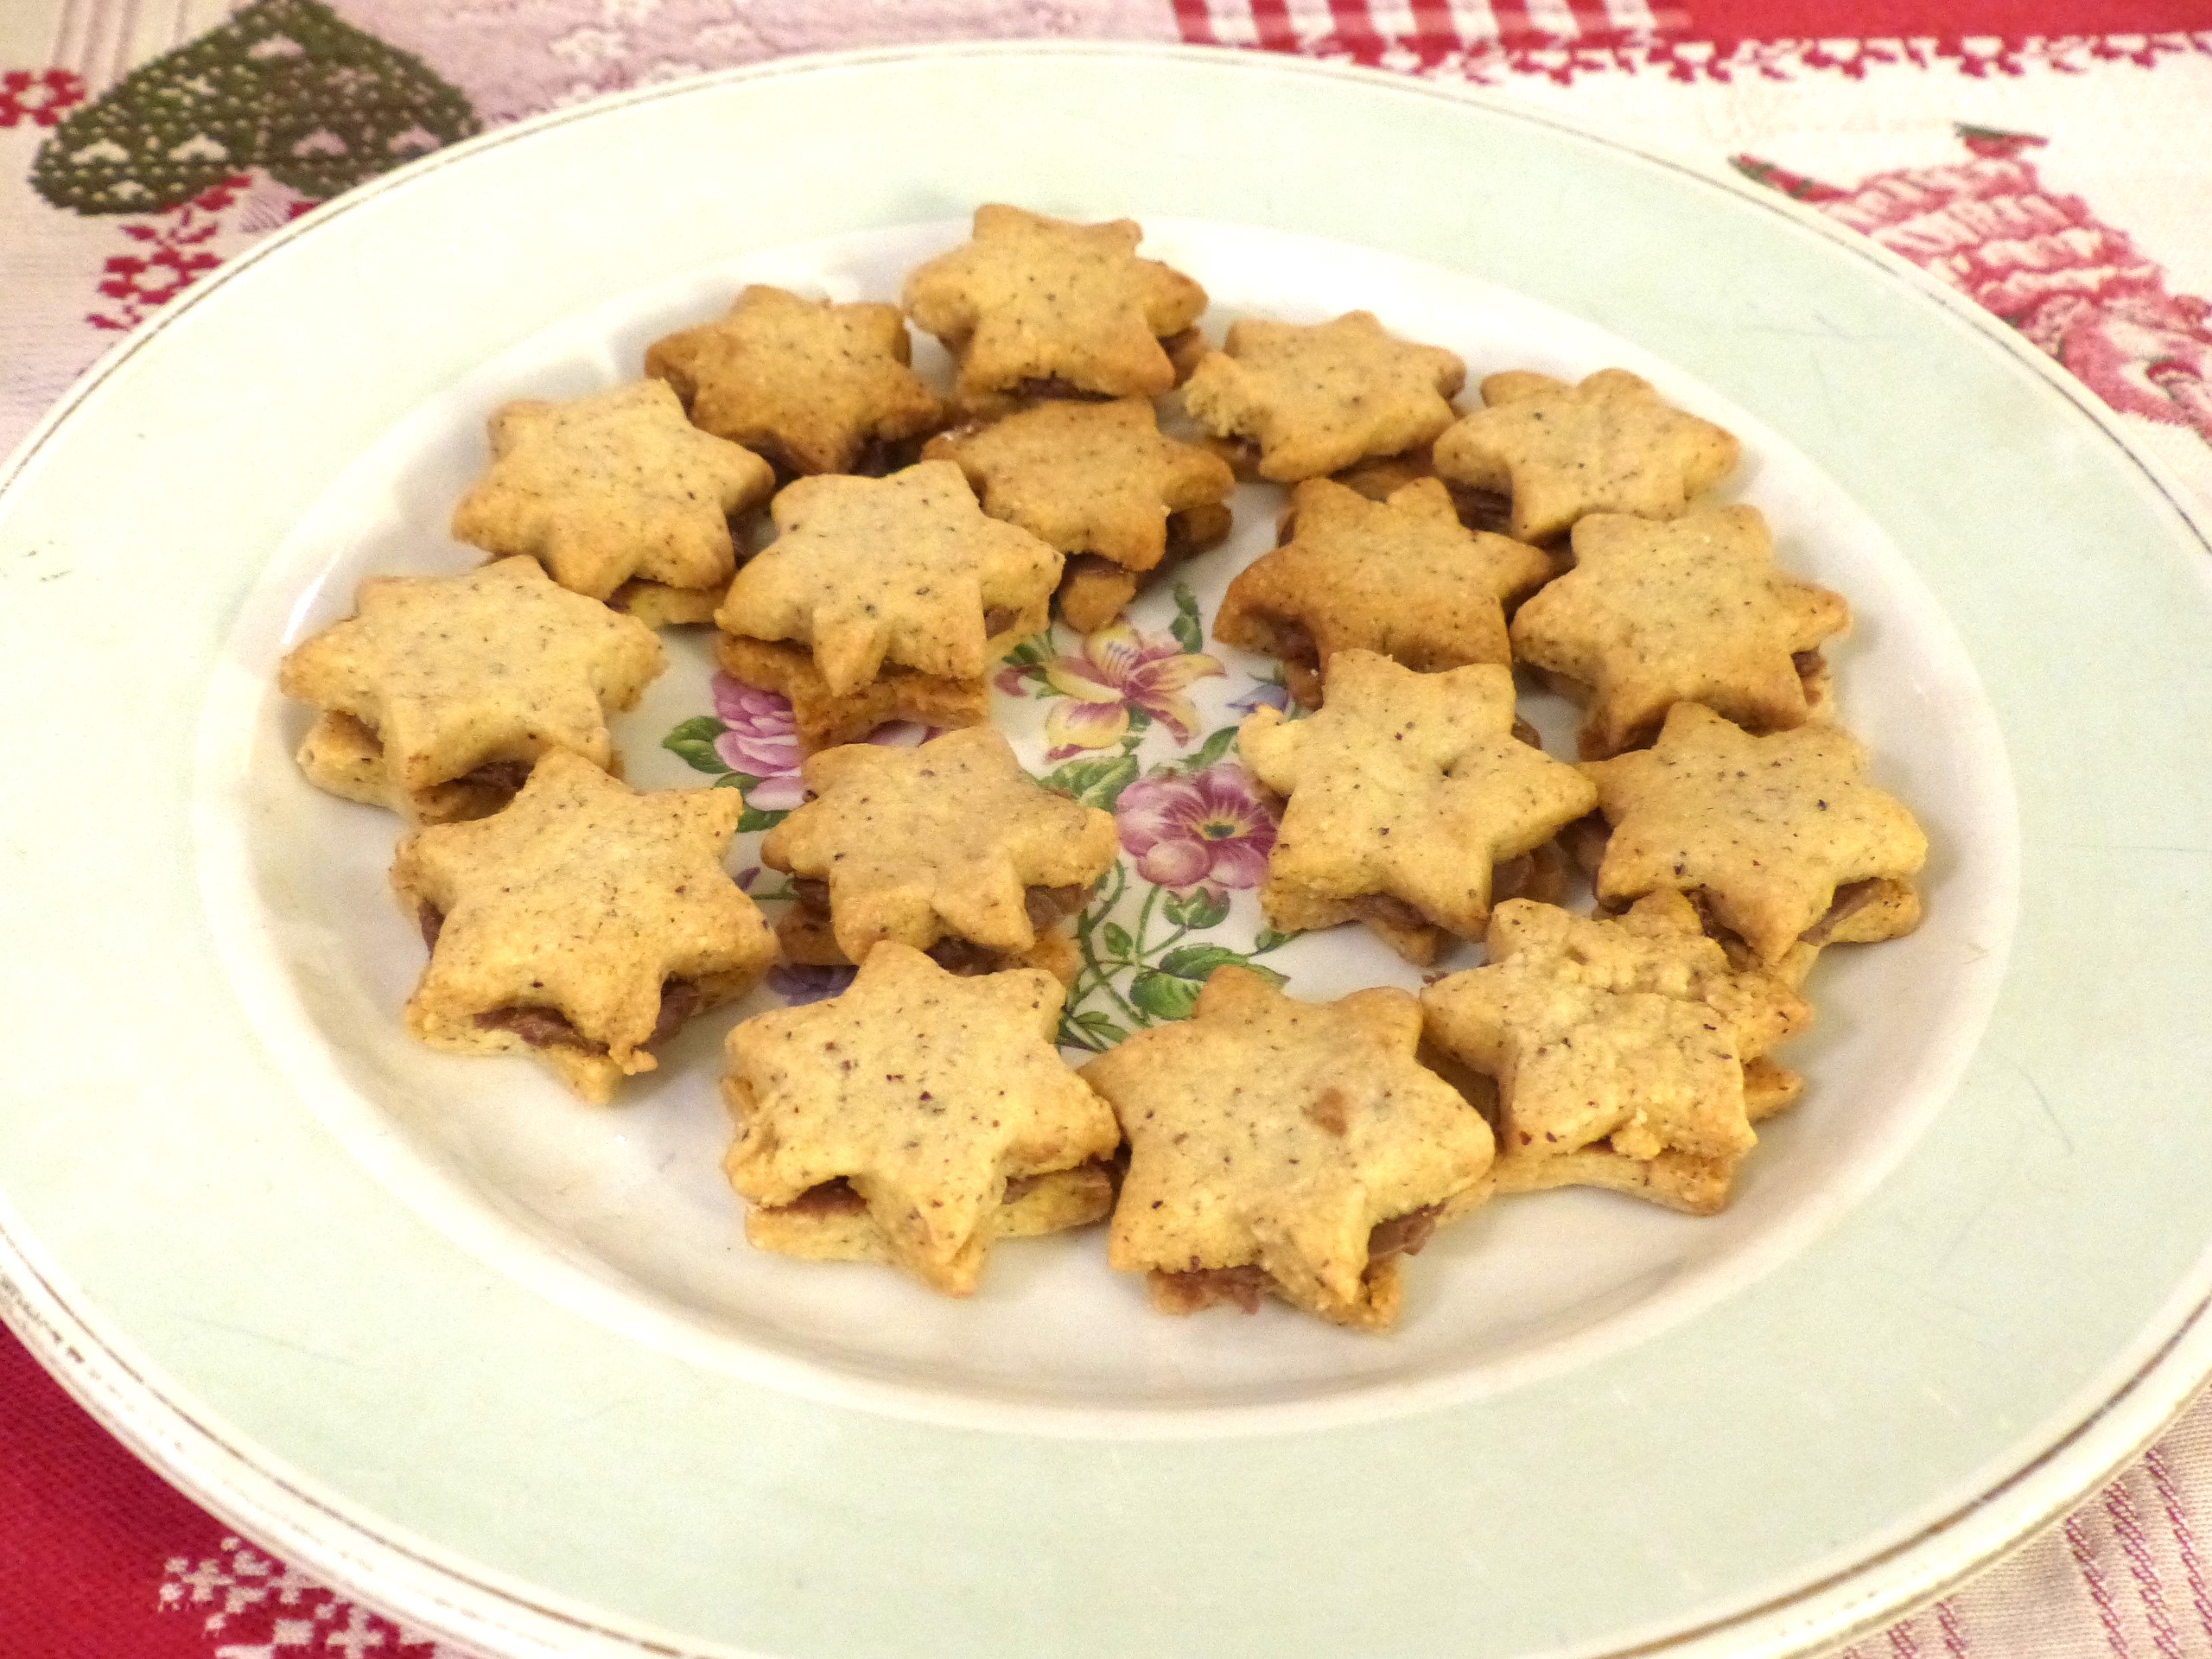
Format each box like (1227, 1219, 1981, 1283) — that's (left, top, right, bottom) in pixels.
(3, 42, 2210, 1659)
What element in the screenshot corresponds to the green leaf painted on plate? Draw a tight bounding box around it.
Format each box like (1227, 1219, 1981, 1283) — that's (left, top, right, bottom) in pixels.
(1181, 725, 1239, 772)
(664, 715, 732, 774)
(1170, 582, 1205, 656)
(1043, 751, 1140, 811)
(1161, 887, 1229, 931)
(1128, 969, 1200, 1021)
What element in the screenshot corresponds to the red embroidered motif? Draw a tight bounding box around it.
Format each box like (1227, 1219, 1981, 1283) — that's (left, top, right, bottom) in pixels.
(160, 1535, 465, 1657)
(0, 68, 86, 127)
(87, 175, 251, 333)
(1736, 127, 2212, 443)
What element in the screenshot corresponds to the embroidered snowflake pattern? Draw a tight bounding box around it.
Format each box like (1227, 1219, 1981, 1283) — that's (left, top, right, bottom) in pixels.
(159, 1535, 467, 1657)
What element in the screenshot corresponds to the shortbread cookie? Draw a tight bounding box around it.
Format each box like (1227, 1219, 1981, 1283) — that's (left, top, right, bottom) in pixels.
(743, 1164, 1116, 1264)
(1583, 702, 1929, 963)
(760, 727, 1116, 973)
(1510, 505, 1850, 758)
(1056, 502, 1233, 633)
(1421, 895, 1811, 1215)
(715, 461, 1060, 697)
(1180, 312, 1465, 482)
(903, 205, 1207, 408)
(607, 580, 722, 629)
(1083, 968, 1493, 1331)
(927, 396, 1233, 564)
(643, 285, 945, 475)
(1333, 445, 1516, 537)
(714, 632, 988, 753)
(721, 944, 1122, 1295)
(1432, 369, 1740, 544)
(279, 557, 664, 823)
(1216, 476, 1553, 706)
(1239, 651, 1599, 963)
(390, 752, 775, 1103)
(449, 380, 774, 605)
(1714, 875, 1926, 988)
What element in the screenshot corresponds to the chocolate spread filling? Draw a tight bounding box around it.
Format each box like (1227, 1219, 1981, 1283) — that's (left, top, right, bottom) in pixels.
(983, 606, 1021, 638)
(1152, 1204, 1447, 1315)
(777, 1167, 1078, 1220)
(467, 977, 701, 1053)
(1367, 1203, 1443, 1262)
(1350, 892, 1440, 938)
(849, 435, 910, 478)
(1799, 877, 1882, 946)
(1166, 503, 1234, 557)
(1793, 649, 1825, 683)
(1008, 377, 1110, 403)
(1446, 485, 1513, 536)
(454, 758, 531, 795)
(1273, 618, 1320, 674)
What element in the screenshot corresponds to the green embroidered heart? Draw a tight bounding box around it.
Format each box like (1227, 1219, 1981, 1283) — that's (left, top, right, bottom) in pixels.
(33, 0, 477, 214)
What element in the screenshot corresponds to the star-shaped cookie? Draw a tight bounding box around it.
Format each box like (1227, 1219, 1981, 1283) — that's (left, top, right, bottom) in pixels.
(1583, 702, 1929, 963)
(1432, 368, 1740, 543)
(924, 398, 1235, 575)
(448, 380, 775, 605)
(1421, 895, 1812, 1214)
(1082, 968, 1494, 1330)
(760, 726, 1117, 970)
(389, 752, 775, 1103)
(1510, 505, 1851, 758)
(903, 205, 1207, 406)
(1179, 311, 1466, 481)
(1216, 476, 1554, 706)
(721, 944, 1122, 1295)
(279, 557, 665, 823)
(643, 285, 946, 475)
(714, 461, 1063, 697)
(1238, 651, 1599, 963)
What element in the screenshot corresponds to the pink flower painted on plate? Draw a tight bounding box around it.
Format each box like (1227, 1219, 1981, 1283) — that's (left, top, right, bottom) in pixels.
(1116, 764, 1276, 893)
(711, 674, 807, 810)
(1031, 622, 1223, 758)
(709, 672, 926, 810)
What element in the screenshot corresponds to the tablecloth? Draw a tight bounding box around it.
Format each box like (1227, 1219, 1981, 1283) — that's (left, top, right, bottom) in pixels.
(5, 1, 2212, 1653)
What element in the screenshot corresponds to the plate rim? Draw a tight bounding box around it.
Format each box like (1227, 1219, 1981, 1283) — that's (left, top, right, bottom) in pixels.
(4, 36, 2211, 1659)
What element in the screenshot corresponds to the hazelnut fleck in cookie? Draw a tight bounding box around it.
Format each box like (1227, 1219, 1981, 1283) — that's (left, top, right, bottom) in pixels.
(1510, 504, 1851, 758)
(904, 205, 1207, 411)
(449, 380, 774, 612)
(721, 944, 1122, 1295)
(643, 284, 945, 476)
(1239, 651, 1599, 964)
(1432, 368, 1740, 543)
(1082, 967, 1494, 1331)
(714, 459, 1061, 701)
(925, 398, 1235, 633)
(1582, 702, 1929, 963)
(390, 752, 776, 1103)
(1180, 311, 1466, 481)
(761, 727, 1117, 980)
(1216, 476, 1553, 706)
(280, 557, 664, 823)
(1421, 894, 1809, 1216)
